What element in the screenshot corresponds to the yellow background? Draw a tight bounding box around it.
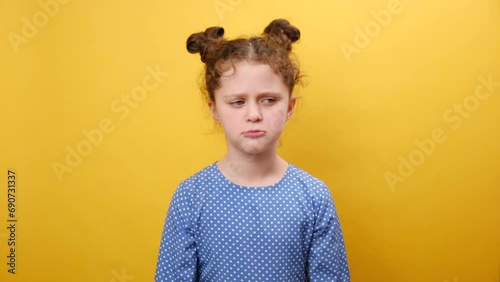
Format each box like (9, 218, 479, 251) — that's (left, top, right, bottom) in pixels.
(0, 0, 498, 281)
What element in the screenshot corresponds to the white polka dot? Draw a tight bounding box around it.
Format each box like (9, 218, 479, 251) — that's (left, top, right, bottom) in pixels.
(154, 162, 351, 281)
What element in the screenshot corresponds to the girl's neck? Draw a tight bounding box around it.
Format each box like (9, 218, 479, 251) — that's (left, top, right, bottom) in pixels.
(216, 153, 288, 187)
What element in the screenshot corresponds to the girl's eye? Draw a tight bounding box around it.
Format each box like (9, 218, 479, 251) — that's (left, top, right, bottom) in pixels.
(263, 98, 276, 103)
(231, 100, 244, 105)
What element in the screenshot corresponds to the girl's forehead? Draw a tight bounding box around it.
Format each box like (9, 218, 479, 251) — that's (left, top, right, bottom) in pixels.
(220, 60, 275, 76)
(217, 61, 288, 93)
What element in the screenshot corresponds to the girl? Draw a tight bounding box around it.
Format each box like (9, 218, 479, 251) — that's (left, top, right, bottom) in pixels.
(155, 19, 350, 282)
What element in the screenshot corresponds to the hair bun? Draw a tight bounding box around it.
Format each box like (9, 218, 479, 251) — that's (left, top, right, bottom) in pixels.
(263, 19, 300, 48)
(186, 26, 225, 62)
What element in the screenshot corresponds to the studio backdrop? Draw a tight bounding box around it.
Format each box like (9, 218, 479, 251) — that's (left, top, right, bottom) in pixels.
(0, 0, 498, 281)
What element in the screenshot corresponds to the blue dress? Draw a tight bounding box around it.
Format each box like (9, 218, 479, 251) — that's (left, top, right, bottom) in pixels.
(155, 162, 350, 281)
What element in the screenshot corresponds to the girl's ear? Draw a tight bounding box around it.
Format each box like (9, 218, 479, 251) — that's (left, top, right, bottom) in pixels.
(208, 100, 220, 123)
(286, 96, 297, 121)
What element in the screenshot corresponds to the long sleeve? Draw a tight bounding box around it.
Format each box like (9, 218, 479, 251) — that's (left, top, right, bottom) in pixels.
(155, 184, 199, 282)
(307, 185, 350, 282)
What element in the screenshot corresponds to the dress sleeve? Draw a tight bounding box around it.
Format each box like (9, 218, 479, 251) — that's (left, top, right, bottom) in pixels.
(155, 183, 199, 282)
(307, 184, 350, 282)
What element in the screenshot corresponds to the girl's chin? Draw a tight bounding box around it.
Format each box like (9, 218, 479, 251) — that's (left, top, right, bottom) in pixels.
(240, 144, 277, 156)
(226, 137, 279, 155)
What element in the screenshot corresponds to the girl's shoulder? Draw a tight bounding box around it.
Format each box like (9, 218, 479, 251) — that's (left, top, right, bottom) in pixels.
(287, 163, 331, 193)
(287, 164, 338, 211)
(172, 163, 216, 193)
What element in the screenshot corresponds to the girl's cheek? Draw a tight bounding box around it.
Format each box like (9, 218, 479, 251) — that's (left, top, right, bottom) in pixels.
(269, 109, 287, 122)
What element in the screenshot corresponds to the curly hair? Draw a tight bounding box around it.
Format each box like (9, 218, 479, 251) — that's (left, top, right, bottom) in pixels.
(186, 19, 303, 104)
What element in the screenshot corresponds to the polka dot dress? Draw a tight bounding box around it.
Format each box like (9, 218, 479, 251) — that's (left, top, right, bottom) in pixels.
(155, 162, 350, 282)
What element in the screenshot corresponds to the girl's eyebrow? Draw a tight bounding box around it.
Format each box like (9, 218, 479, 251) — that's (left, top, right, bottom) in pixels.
(222, 92, 283, 99)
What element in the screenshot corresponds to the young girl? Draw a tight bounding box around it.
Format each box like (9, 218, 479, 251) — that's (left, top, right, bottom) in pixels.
(155, 19, 350, 282)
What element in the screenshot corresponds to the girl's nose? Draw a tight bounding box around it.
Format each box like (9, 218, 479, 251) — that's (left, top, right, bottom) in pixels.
(246, 102, 262, 122)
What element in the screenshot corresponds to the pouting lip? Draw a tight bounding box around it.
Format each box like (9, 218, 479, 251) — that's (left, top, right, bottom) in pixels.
(242, 130, 265, 134)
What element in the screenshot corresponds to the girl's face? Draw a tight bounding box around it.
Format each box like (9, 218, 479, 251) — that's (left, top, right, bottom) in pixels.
(209, 60, 296, 158)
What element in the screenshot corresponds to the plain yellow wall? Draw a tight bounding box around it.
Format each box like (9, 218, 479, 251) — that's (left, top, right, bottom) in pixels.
(0, 0, 498, 281)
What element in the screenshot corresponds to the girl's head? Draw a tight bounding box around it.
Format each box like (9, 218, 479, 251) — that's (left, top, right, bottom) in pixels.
(185, 19, 303, 157)
(186, 19, 302, 103)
